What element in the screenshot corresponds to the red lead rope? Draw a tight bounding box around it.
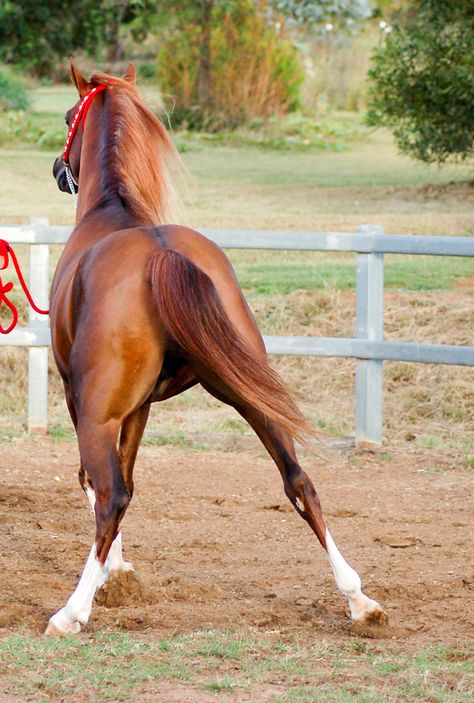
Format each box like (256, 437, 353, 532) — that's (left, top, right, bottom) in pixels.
(0, 240, 49, 334)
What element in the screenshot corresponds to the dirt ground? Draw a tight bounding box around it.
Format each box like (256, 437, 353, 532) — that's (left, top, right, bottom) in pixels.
(0, 436, 473, 650)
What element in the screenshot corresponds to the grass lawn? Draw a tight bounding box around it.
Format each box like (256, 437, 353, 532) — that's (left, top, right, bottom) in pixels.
(0, 630, 472, 703)
(232, 252, 474, 294)
(1, 85, 473, 236)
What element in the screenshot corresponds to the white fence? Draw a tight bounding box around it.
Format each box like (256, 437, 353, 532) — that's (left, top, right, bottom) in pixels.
(1, 219, 473, 445)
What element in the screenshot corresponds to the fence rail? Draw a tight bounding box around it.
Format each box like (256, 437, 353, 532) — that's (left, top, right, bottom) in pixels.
(1, 220, 473, 444)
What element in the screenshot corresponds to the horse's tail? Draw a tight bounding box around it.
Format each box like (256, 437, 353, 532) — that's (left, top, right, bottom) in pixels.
(149, 249, 317, 446)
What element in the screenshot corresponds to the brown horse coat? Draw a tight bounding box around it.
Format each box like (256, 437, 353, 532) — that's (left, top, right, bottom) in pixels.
(45, 63, 387, 635)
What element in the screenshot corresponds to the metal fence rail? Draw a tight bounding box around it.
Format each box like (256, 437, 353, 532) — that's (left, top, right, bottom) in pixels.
(1, 219, 473, 444)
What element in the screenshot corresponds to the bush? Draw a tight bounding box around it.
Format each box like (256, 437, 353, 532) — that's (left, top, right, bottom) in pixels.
(0, 111, 65, 149)
(366, 0, 474, 163)
(157, 0, 303, 131)
(137, 62, 156, 82)
(0, 67, 29, 112)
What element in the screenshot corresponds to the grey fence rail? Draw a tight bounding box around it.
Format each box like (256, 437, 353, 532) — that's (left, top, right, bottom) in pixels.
(1, 220, 473, 444)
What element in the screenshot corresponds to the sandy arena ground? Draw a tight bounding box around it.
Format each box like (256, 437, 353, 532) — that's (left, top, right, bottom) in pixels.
(0, 436, 473, 648)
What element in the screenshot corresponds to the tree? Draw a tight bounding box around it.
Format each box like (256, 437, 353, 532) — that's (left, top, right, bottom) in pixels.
(366, 0, 474, 163)
(0, 0, 156, 75)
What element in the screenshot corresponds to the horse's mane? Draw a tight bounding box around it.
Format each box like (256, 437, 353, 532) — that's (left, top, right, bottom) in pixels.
(89, 72, 180, 225)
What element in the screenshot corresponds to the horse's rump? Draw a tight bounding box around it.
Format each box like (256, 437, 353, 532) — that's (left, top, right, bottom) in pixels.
(149, 247, 315, 445)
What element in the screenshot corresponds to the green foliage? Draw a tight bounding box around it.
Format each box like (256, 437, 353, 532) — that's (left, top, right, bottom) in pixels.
(0, 0, 100, 75)
(0, 67, 29, 111)
(158, 0, 304, 130)
(0, 0, 157, 76)
(137, 61, 156, 82)
(367, 0, 474, 163)
(0, 110, 64, 148)
(176, 112, 362, 151)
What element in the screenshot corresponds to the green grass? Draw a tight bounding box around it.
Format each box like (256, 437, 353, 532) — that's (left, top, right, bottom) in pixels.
(30, 86, 77, 113)
(0, 426, 26, 444)
(48, 424, 76, 441)
(0, 631, 472, 703)
(182, 140, 474, 189)
(141, 429, 208, 451)
(1, 85, 473, 235)
(231, 252, 473, 294)
(211, 418, 250, 435)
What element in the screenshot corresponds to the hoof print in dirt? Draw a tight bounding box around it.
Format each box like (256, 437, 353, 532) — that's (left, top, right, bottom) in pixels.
(95, 570, 144, 608)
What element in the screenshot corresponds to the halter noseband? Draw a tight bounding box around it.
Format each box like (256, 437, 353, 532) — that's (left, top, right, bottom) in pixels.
(63, 84, 106, 198)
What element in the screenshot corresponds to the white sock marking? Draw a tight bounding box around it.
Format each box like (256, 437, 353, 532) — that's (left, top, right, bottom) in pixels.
(325, 528, 383, 621)
(47, 544, 106, 632)
(46, 482, 135, 634)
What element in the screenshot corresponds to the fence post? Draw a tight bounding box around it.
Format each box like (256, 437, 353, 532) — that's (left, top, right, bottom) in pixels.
(355, 224, 384, 447)
(27, 217, 50, 434)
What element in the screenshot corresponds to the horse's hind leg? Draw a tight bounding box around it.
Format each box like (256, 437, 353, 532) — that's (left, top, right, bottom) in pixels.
(200, 373, 387, 624)
(46, 419, 131, 634)
(65, 384, 130, 575)
(240, 407, 387, 624)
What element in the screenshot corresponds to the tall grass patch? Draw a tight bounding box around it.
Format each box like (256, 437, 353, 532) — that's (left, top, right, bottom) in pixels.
(302, 28, 378, 112)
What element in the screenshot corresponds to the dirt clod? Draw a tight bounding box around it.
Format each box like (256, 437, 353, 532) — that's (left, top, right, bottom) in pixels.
(95, 569, 144, 608)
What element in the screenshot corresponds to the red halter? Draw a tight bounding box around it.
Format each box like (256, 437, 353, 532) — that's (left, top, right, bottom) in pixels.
(63, 84, 106, 165)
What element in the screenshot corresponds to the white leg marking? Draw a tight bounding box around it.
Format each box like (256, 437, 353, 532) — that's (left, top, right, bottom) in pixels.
(45, 484, 134, 634)
(45, 544, 107, 634)
(85, 485, 95, 511)
(325, 528, 384, 622)
(106, 531, 134, 572)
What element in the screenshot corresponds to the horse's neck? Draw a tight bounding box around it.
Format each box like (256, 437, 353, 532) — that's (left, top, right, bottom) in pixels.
(75, 139, 113, 224)
(74, 105, 130, 226)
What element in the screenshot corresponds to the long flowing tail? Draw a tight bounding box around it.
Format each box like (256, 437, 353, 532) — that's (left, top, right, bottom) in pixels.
(149, 249, 317, 446)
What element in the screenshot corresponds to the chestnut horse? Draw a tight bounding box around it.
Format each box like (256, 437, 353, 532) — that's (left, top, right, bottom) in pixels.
(46, 63, 387, 634)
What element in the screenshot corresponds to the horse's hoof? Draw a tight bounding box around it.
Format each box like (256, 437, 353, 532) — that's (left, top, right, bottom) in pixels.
(119, 560, 134, 572)
(44, 621, 65, 636)
(45, 613, 81, 636)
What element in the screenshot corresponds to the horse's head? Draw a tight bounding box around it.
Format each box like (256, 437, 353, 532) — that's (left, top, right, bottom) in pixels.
(53, 62, 136, 196)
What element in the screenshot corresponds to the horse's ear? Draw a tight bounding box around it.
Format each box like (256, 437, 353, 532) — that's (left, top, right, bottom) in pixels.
(70, 60, 89, 96)
(123, 62, 137, 85)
